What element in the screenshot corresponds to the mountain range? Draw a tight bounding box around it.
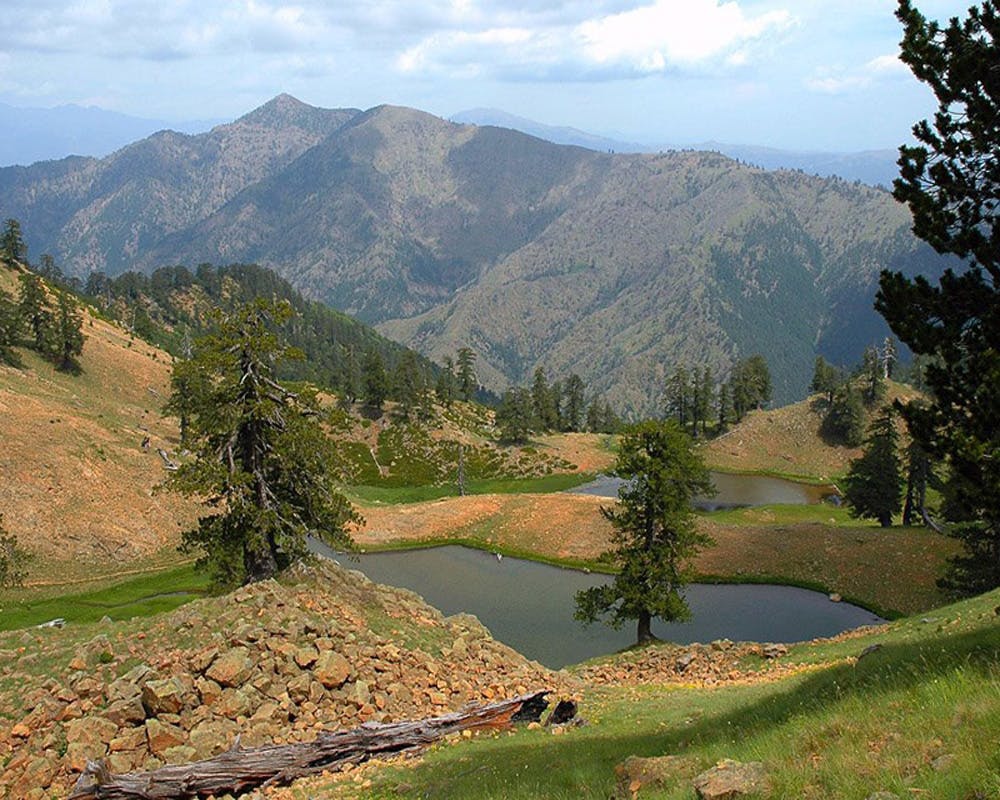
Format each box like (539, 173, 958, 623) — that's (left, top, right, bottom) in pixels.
(450, 108, 900, 187)
(0, 102, 220, 167)
(0, 94, 948, 415)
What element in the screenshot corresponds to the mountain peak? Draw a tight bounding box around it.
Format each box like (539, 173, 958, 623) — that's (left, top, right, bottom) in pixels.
(233, 94, 361, 136)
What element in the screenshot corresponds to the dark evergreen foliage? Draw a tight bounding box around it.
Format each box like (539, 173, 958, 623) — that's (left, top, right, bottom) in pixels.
(165, 299, 361, 588)
(0, 513, 30, 589)
(574, 420, 714, 645)
(876, 0, 1000, 593)
(79, 263, 440, 402)
(843, 407, 903, 527)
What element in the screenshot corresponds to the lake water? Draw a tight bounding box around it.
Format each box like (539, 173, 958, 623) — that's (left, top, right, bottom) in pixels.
(569, 471, 839, 511)
(314, 544, 882, 669)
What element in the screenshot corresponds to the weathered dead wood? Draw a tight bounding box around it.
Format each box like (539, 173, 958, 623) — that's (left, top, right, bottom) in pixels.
(68, 691, 550, 800)
(157, 449, 179, 471)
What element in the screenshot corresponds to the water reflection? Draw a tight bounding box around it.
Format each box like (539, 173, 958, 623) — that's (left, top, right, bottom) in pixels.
(569, 471, 839, 510)
(312, 544, 881, 669)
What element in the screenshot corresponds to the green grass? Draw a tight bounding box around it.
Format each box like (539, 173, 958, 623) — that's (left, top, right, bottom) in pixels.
(702, 502, 866, 527)
(347, 472, 597, 505)
(0, 565, 210, 631)
(313, 589, 1000, 800)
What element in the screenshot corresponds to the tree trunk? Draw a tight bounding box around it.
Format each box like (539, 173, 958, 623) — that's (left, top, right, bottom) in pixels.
(69, 692, 551, 800)
(637, 610, 653, 644)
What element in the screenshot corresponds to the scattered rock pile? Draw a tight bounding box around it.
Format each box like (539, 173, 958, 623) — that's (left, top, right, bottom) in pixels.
(0, 558, 572, 800)
(575, 638, 807, 688)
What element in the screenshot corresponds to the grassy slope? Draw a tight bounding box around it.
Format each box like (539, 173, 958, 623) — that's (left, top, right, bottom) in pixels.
(296, 588, 1000, 800)
(700, 382, 921, 482)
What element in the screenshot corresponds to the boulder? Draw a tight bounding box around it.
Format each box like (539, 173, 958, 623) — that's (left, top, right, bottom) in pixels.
(206, 647, 254, 687)
(145, 718, 186, 757)
(141, 677, 188, 715)
(314, 651, 352, 688)
(692, 760, 769, 799)
(613, 755, 694, 799)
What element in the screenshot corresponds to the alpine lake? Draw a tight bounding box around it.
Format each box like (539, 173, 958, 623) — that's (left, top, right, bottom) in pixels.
(317, 472, 879, 669)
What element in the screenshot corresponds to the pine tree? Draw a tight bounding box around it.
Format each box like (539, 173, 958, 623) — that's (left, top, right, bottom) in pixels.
(575, 420, 714, 645)
(664, 365, 690, 428)
(531, 367, 558, 430)
(362, 350, 388, 413)
(165, 299, 361, 588)
(562, 374, 586, 432)
(1, 219, 27, 264)
(456, 347, 477, 401)
(435, 356, 456, 407)
(17, 272, 52, 354)
(810, 356, 841, 404)
(52, 291, 85, 373)
(392, 351, 424, 420)
(876, 0, 1000, 592)
(496, 387, 533, 444)
(822, 384, 867, 446)
(844, 407, 903, 527)
(0, 289, 22, 367)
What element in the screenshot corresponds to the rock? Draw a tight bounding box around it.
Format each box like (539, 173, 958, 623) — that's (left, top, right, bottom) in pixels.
(188, 719, 239, 760)
(930, 753, 956, 771)
(761, 644, 787, 660)
(294, 646, 319, 668)
(206, 648, 254, 687)
(675, 651, 697, 673)
(314, 651, 352, 689)
(162, 744, 198, 765)
(65, 716, 118, 748)
(104, 696, 147, 726)
(145, 718, 186, 757)
(692, 760, 769, 799)
(829, 593, 842, 603)
(613, 755, 693, 799)
(141, 677, 188, 715)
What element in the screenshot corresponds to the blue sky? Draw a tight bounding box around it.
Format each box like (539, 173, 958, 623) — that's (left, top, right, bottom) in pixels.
(0, 0, 974, 150)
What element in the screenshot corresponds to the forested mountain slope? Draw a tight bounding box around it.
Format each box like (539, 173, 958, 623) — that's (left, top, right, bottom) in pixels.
(0, 97, 949, 414)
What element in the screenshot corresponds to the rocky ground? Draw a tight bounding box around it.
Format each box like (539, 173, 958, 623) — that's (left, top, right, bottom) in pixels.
(0, 558, 575, 800)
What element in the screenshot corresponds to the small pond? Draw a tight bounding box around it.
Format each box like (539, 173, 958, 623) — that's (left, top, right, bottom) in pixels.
(569, 471, 839, 511)
(312, 544, 882, 669)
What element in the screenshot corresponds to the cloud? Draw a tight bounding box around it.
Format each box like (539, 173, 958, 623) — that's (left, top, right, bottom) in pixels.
(805, 51, 912, 95)
(396, 0, 795, 80)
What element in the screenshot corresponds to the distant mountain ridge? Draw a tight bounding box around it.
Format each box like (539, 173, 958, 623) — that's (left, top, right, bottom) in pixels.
(0, 101, 222, 166)
(0, 95, 947, 415)
(451, 107, 899, 187)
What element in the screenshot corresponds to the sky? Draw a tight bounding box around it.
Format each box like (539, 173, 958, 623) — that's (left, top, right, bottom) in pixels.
(0, 0, 976, 151)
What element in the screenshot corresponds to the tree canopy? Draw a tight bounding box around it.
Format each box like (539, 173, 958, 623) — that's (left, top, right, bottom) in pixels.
(876, 0, 1000, 593)
(843, 407, 903, 527)
(574, 420, 714, 645)
(165, 299, 361, 588)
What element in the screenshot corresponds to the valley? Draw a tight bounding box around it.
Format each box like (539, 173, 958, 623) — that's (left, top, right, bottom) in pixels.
(1, 18, 998, 793)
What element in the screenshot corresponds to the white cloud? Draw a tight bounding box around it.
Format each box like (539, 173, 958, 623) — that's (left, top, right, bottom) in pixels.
(805, 51, 912, 95)
(396, 0, 795, 80)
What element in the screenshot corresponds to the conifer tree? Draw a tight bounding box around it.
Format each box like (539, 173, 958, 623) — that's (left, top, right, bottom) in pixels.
(844, 407, 903, 527)
(575, 420, 714, 644)
(561, 373, 586, 432)
(165, 299, 361, 588)
(456, 347, 477, 401)
(0, 289, 22, 366)
(1, 219, 27, 264)
(876, 0, 1000, 593)
(0, 514, 30, 588)
(53, 291, 85, 373)
(362, 350, 388, 413)
(435, 356, 456, 407)
(496, 387, 533, 444)
(17, 272, 52, 354)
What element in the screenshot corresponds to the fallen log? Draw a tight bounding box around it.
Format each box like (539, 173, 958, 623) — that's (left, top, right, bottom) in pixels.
(68, 691, 551, 800)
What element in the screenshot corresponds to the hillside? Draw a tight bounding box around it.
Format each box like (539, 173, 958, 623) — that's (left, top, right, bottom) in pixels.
(701, 381, 924, 482)
(0, 96, 953, 415)
(0, 265, 597, 590)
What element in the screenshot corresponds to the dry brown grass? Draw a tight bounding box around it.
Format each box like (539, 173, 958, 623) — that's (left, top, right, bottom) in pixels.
(357, 492, 958, 615)
(701, 383, 923, 481)
(0, 307, 200, 576)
